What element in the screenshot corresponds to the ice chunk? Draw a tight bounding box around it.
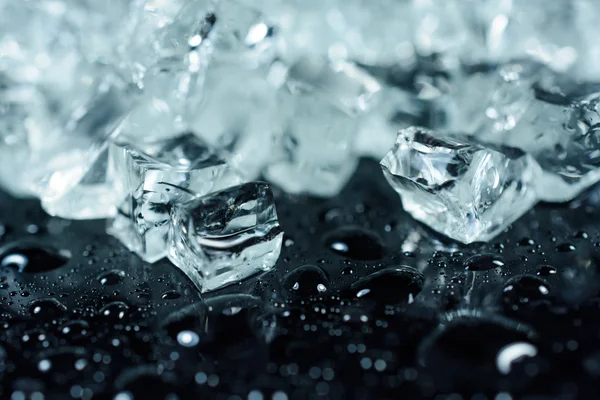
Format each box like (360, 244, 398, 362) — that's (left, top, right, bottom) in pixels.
(0, 68, 135, 206)
(493, 82, 600, 202)
(40, 146, 125, 219)
(380, 127, 540, 244)
(413, 0, 579, 71)
(264, 57, 381, 196)
(168, 182, 283, 292)
(0, 1, 138, 201)
(355, 85, 427, 159)
(125, 0, 216, 74)
(257, 0, 416, 67)
(116, 64, 196, 144)
(185, 1, 280, 181)
(211, 0, 277, 67)
(437, 61, 542, 135)
(187, 64, 282, 181)
(0, 80, 49, 197)
(108, 133, 242, 263)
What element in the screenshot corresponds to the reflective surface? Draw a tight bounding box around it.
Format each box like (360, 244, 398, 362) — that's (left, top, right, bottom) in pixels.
(1, 159, 599, 398)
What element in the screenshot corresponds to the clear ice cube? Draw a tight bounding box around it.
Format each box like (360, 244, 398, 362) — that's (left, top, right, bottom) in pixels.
(380, 127, 540, 244)
(168, 182, 283, 292)
(493, 81, 600, 202)
(108, 133, 242, 263)
(264, 57, 381, 196)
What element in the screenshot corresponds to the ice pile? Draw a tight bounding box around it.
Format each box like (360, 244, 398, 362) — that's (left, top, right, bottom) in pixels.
(2, 1, 600, 273)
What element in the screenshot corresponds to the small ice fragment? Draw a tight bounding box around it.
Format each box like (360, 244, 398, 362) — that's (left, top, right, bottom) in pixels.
(168, 182, 283, 292)
(108, 133, 242, 263)
(380, 127, 540, 244)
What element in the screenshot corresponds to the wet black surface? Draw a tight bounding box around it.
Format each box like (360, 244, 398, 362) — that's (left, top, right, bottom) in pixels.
(1, 158, 600, 399)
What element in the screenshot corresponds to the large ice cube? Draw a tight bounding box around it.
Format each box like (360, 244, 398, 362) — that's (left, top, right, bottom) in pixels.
(264, 57, 381, 196)
(108, 133, 242, 263)
(168, 182, 283, 292)
(380, 127, 540, 244)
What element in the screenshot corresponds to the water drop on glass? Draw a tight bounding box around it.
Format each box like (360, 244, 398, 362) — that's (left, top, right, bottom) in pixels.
(464, 254, 505, 271)
(283, 265, 329, 297)
(97, 269, 126, 286)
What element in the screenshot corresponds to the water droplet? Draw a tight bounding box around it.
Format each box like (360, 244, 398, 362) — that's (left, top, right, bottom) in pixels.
(536, 265, 557, 276)
(496, 342, 537, 375)
(97, 269, 126, 286)
(347, 266, 424, 304)
(283, 265, 329, 297)
(324, 226, 385, 260)
(36, 347, 91, 385)
(0, 243, 70, 273)
(38, 359, 51, 373)
(177, 330, 200, 347)
(341, 266, 355, 275)
(203, 294, 270, 349)
(26, 224, 40, 234)
(59, 320, 89, 342)
(99, 301, 129, 321)
(161, 290, 181, 300)
(556, 243, 576, 252)
(502, 275, 551, 310)
(518, 237, 535, 246)
(115, 367, 177, 399)
(29, 298, 67, 319)
(464, 254, 505, 271)
(419, 314, 536, 390)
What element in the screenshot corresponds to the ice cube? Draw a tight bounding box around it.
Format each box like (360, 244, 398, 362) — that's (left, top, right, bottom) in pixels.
(264, 57, 381, 196)
(108, 133, 242, 263)
(40, 146, 126, 219)
(184, 1, 281, 181)
(257, 0, 416, 67)
(168, 182, 283, 292)
(413, 0, 579, 71)
(0, 1, 138, 201)
(380, 127, 540, 244)
(116, 64, 196, 144)
(187, 64, 282, 181)
(211, 0, 278, 67)
(494, 81, 600, 202)
(439, 61, 542, 135)
(125, 0, 216, 74)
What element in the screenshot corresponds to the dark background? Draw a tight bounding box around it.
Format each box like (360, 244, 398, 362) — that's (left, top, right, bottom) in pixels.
(1, 158, 599, 399)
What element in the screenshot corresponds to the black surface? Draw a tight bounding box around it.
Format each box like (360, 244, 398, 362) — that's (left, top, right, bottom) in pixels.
(1, 158, 600, 399)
